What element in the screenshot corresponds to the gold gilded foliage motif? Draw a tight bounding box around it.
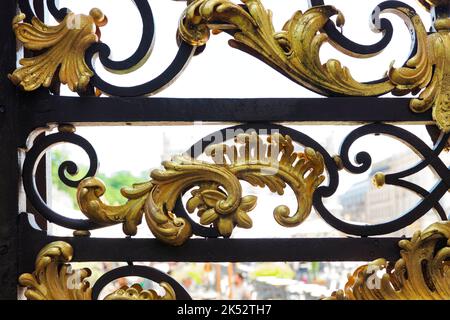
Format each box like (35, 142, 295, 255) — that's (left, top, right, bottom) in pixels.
(10, 8, 106, 92)
(328, 222, 450, 300)
(179, 0, 450, 131)
(19, 242, 176, 300)
(77, 133, 325, 245)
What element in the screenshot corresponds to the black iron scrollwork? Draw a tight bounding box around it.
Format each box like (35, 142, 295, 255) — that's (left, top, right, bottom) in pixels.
(176, 123, 449, 238)
(176, 123, 339, 238)
(22, 127, 101, 230)
(17, 0, 429, 97)
(22, 123, 449, 237)
(314, 123, 449, 236)
(46, 0, 69, 21)
(91, 265, 192, 300)
(307, 0, 420, 86)
(309, 0, 395, 58)
(17, 0, 196, 97)
(84, 0, 196, 97)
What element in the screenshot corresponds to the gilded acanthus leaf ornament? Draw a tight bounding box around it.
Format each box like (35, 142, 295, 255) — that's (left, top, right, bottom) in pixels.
(104, 283, 176, 300)
(18, 241, 177, 300)
(203, 133, 325, 227)
(178, 0, 449, 132)
(328, 221, 450, 300)
(417, 0, 450, 10)
(9, 8, 107, 92)
(407, 9, 450, 132)
(179, 1, 390, 96)
(18, 241, 92, 300)
(77, 133, 325, 245)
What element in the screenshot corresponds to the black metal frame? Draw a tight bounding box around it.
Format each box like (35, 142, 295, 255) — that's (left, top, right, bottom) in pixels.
(0, 0, 449, 300)
(0, 0, 20, 301)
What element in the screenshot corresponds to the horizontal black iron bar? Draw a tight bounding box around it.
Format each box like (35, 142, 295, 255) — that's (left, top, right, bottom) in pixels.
(69, 237, 402, 263)
(24, 96, 432, 123)
(19, 95, 432, 136)
(19, 214, 403, 273)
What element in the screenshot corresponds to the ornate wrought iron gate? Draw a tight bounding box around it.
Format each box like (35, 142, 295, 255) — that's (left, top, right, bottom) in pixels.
(0, 0, 449, 300)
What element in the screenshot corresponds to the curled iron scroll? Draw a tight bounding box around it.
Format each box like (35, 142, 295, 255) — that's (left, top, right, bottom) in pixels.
(178, 123, 449, 238)
(17, 0, 196, 97)
(313, 123, 449, 236)
(306, 0, 421, 86)
(310, 0, 394, 58)
(22, 123, 448, 237)
(307, 0, 421, 58)
(84, 0, 196, 96)
(17, 0, 428, 97)
(92, 265, 192, 300)
(22, 129, 102, 230)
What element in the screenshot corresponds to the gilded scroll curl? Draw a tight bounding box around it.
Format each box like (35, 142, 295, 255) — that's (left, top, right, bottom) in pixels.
(77, 178, 152, 236)
(328, 221, 450, 300)
(77, 133, 325, 245)
(179, 0, 449, 131)
(179, 1, 429, 97)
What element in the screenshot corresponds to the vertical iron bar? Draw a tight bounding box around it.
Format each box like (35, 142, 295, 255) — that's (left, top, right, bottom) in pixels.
(23, 4, 48, 231)
(0, 0, 19, 300)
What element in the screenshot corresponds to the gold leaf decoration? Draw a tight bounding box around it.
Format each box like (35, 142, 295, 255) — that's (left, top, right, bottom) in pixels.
(328, 221, 450, 300)
(104, 283, 176, 300)
(77, 178, 153, 236)
(179, 0, 449, 131)
(18, 241, 177, 300)
(417, 0, 450, 11)
(408, 19, 450, 132)
(179, 1, 425, 96)
(186, 183, 257, 236)
(18, 241, 92, 300)
(204, 132, 325, 227)
(9, 8, 107, 92)
(77, 133, 325, 245)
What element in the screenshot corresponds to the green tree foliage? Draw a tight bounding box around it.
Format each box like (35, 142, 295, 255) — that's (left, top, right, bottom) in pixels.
(250, 263, 295, 279)
(51, 149, 148, 208)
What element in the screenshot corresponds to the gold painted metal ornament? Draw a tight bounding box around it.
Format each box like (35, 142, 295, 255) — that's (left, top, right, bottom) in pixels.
(328, 221, 450, 300)
(19, 241, 176, 300)
(104, 283, 176, 300)
(18, 241, 92, 300)
(417, 0, 450, 11)
(77, 133, 325, 245)
(178, 0, 450, 132)
(179, 1, 393, 96)
(9, 2, 450, 130)
(9, 8, 106, 92)
(412, 12, 450, 132)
